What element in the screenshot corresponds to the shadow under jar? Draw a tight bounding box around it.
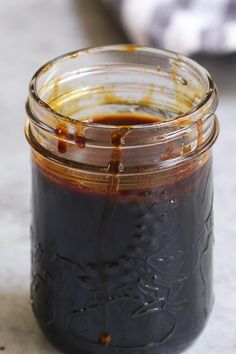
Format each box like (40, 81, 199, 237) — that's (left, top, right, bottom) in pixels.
(25, 45, 219, 354)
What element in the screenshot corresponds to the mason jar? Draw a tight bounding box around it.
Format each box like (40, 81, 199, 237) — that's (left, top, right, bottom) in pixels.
(25, 45, 219, 354)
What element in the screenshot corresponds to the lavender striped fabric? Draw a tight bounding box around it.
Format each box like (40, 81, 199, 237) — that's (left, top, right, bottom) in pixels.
(101, 0, 236, 55)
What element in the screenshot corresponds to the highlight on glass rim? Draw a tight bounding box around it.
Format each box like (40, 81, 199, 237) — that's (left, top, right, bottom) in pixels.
(2, 1, 236, 354)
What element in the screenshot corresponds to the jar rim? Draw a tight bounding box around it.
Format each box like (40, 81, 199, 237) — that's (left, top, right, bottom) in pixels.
(26, 45, 219, 174)
(28, 44, 218, 131)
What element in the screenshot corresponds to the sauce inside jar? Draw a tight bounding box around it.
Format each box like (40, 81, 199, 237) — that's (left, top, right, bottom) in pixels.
(31, 113, 214, 354)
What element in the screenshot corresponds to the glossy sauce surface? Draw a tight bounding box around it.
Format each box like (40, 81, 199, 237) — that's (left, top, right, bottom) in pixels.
(31, 114, 214, 354)
(88, 114, 162, 125)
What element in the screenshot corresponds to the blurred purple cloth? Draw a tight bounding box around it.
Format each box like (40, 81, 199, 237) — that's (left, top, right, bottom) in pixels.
(101, 0, 236, 55)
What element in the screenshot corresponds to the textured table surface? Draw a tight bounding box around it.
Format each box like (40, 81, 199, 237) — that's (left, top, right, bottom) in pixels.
(0, 1, 236, 353)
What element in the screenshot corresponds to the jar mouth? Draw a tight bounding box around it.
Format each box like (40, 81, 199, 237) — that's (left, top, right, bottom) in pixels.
(26, 45, 219, 174)
(28, 44, 218, 131)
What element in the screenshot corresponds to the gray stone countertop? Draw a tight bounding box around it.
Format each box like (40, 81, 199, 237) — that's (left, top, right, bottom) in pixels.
(0, 1, 236, 353)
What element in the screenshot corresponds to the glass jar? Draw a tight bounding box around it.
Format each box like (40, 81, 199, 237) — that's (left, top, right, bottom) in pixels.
(25, 45, 219, 354)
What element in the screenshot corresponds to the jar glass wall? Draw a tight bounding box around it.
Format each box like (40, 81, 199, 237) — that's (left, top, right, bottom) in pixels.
(25, 45, 219, 354)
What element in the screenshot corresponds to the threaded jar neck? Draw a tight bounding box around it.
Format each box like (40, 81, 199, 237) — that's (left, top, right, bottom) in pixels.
(26, 45, 218, 175)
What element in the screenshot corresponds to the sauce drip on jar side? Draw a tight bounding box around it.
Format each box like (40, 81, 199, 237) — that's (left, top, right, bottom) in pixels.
(31, 113, 213, 354)
(91, 115, 160, 344)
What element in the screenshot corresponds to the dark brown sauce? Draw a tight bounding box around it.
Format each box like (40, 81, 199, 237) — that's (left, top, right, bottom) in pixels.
(99, 334, 112, 346)
(93, 115, 136, 341)
(55, 126, 68, 154)
(122, 44, 139, 52)
(91, 114, 160, 126)
(31, 113, 214, 354)
(75, 134, 86, 148)
(55, 125, 87, 153)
